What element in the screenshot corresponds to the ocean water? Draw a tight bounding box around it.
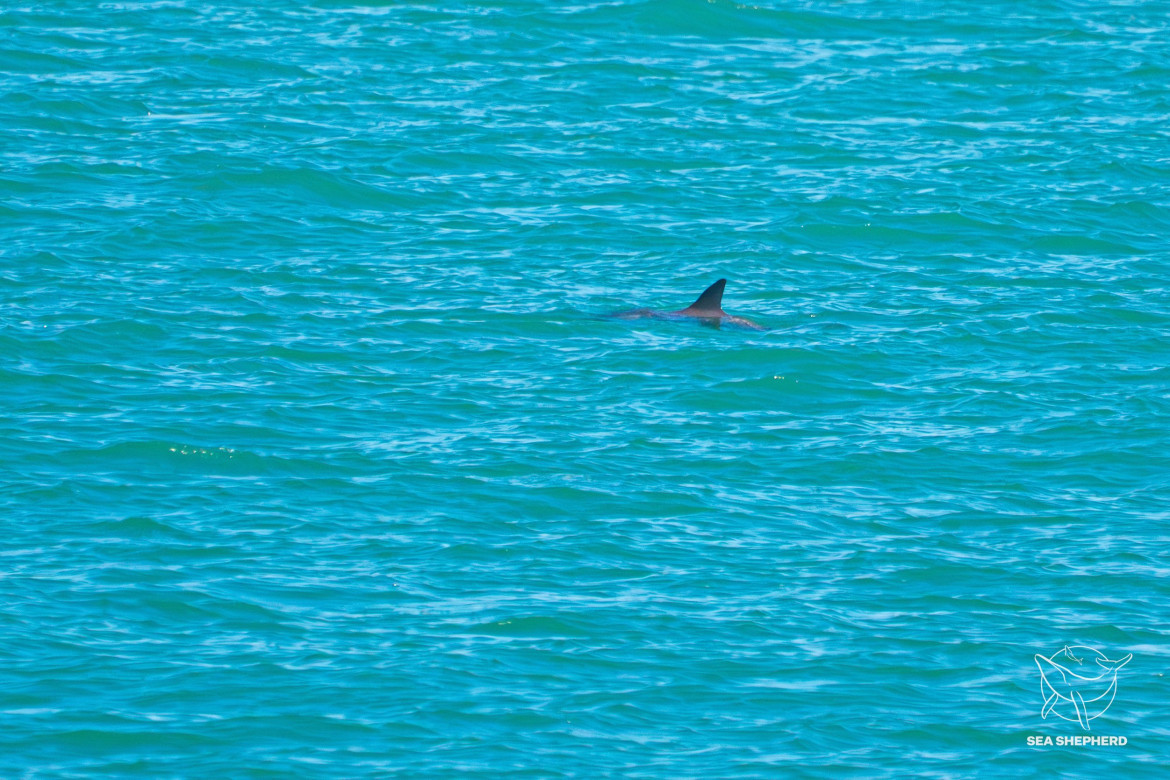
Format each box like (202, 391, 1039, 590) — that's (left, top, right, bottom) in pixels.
(3, 0, 1169, 776)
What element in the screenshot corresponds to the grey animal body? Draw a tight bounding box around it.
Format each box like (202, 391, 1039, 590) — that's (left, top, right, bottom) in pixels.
(612, 278, 767, 331)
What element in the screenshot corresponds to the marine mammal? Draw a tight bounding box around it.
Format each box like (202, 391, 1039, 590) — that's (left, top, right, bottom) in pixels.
(612, 278, 767, 331)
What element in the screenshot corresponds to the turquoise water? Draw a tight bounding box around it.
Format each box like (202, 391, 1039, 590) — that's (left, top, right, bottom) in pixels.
(3, 0, 1169, 776)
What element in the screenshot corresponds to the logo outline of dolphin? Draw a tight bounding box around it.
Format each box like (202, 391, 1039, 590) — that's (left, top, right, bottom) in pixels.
(1034, 645, 1131, 730)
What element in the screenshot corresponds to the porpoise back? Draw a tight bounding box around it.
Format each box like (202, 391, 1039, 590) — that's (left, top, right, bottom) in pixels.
(611, 278, 766, 331)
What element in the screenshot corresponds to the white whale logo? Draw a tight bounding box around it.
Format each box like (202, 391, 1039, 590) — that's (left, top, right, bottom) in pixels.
(1035, 645, 1131, 730)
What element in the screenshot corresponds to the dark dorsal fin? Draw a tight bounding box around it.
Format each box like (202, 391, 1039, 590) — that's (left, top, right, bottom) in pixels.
(683, 278, 726, 315)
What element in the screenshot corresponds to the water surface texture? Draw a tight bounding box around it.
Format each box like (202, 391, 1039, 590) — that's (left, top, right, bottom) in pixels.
(3, 1, 1170, 777)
